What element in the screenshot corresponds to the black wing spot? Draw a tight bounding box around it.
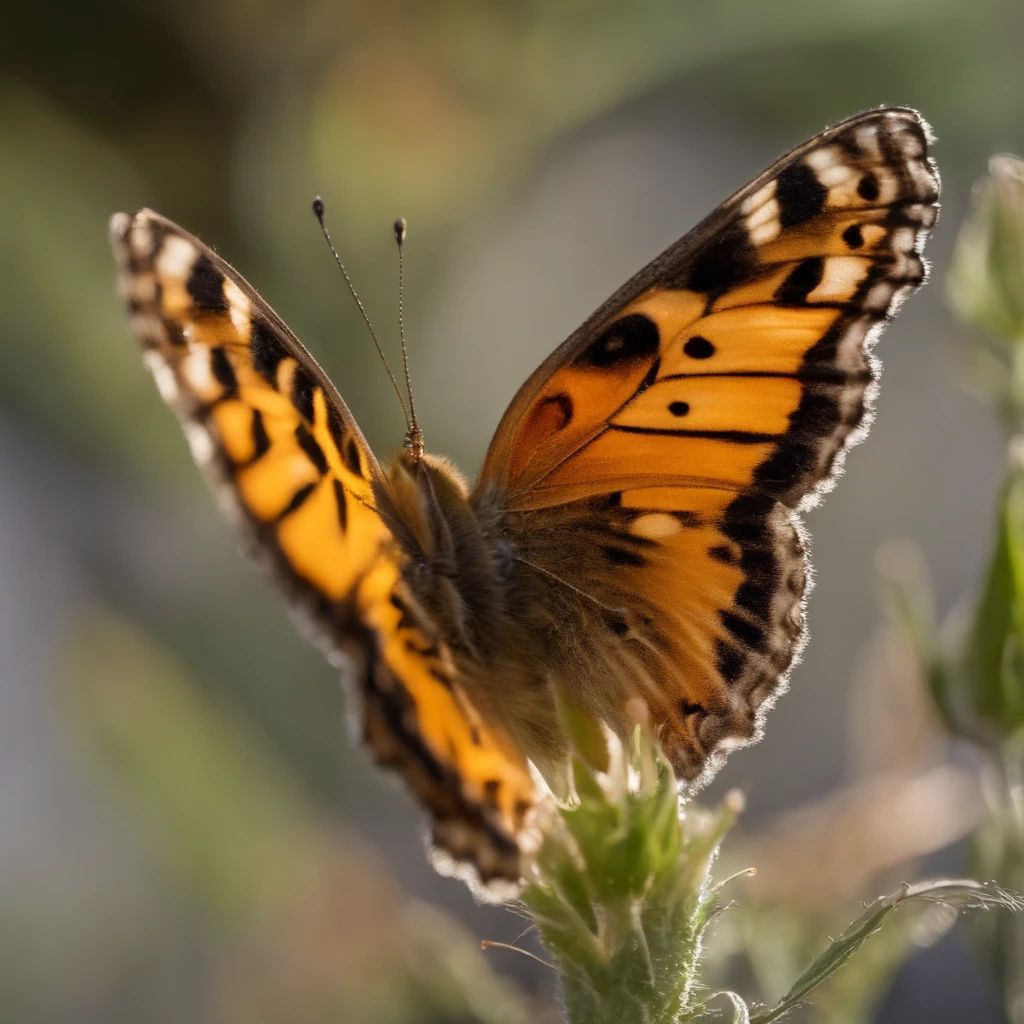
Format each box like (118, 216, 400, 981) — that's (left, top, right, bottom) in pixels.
(684, 335, 715, 359)
(538, 392, 574, 429)
(842, 224, 864, 249)
(186, 254, 228, 311)
(333, 478, 348, 531)
(483, 779, 501, 806)
(836, 129, 864, 159)
(678, 700, 705, 720)
(343, 435, 363, 477)
(684, 221, 758, 294)
(601, 545, 645, 567)
(250, 319, 287, 381)
(278, 482, 315, 519)
(428, 666, 456, 693)
(775, 161, 828, 228)
(669, 401, 690, 417)
(250, 409, 270, 460)
(715, 638, 745, 684)
(720, 610, 767, 651)
(295, 423, 328, 475)
(857, 172, 880, 201)
(389, 591, 415, 630)
(775, 257, 824, 304)
(603, 610, 630, 636)
(326, 404, 348, 452)
(210, 347, 237, 395)
(674, 510, 701, 527)
(708, 544, 736, 565)
(292, 367, 317, 422)
(576, 313, 660, 369)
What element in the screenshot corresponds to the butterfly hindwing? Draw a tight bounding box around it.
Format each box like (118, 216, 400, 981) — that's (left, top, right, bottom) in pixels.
(478, 108, 939, 783)
(110, 210, 535, 887)
(502, 486, 806, 783)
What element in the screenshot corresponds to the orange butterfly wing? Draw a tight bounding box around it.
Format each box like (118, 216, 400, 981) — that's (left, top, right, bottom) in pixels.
(110, 210, 534, 887)
(476, 108, 939, 783)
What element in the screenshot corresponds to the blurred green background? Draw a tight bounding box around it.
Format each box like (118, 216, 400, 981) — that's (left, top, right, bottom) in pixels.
(3, 1, 1024, 1021)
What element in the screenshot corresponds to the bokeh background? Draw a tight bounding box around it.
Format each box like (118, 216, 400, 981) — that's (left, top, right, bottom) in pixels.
(4, 1, 1024, 1021)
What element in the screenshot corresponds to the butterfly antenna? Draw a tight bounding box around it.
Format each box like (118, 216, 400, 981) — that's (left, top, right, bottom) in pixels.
(394, 217, 424, 460)
(312, 197, 411, 432)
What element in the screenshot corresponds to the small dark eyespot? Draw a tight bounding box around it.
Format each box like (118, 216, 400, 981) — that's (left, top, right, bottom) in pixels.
(683, 335, 715, 359)
(857, 173, 880, 201)
(842, 224, 864, 249)
(604, 612, 630, 636)
(577, 313, 659, 369)
(538, 392, 573, 429)
(669, 401, 690, 417)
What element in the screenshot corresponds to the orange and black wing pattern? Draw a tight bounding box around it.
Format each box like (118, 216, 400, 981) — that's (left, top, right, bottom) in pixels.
(480, 108, 939, 784)
(110, 210, 534, 888)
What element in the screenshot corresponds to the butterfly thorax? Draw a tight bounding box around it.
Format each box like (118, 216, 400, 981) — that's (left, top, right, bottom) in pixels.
(376, 451, 509, 662)
(375, 451, 572, 785)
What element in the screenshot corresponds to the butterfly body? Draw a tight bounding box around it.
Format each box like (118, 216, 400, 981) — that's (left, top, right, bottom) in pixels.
(375, 453, 575, 791)
(111, 107, 939, 894)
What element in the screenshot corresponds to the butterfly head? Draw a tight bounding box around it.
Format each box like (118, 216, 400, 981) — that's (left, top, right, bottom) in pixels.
(403, 423, 425, 462)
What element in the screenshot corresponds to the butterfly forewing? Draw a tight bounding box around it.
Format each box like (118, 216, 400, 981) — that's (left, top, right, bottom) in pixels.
(110, 210, 535, 888)
(478, 108, 939, 783)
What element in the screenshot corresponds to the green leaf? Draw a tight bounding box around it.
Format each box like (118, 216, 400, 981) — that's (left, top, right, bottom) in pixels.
(966, 463, 1024, 737)
(948, 155, 1024, 434)
(949, 155, 1024, 346)
(749, 880, 1023, 1023)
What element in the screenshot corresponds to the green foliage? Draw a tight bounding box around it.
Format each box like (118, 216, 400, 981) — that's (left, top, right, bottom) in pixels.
(748, 881, 1022, 1024)
(938, 153, 1024, 745)
(870, 151, 1024, 1023)
(950, 157, 1024, 351)
(948, 159, 1024, 741)
(728, 902, 921, 1024)
(519, 726, 1018, 1024)
(966, 463, 1024, 738)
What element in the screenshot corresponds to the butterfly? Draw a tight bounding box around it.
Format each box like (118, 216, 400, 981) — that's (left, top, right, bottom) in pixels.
(110, 106, 939, 896)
